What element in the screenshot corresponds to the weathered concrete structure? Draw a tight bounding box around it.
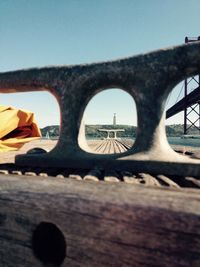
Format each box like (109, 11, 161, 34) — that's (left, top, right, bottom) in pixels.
(0, 42, 200, 267)
(91, 138, 132, 154)
(98, 128, 125, 139)
(0, 42, 200, 176)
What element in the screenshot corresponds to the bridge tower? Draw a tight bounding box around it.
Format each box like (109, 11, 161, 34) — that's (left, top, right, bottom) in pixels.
(184, 36, 200, 134)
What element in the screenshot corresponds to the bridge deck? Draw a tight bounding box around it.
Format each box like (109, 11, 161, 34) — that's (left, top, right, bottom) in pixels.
(166, 86, 200, 118)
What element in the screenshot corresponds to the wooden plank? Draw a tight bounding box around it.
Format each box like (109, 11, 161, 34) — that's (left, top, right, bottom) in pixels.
(0, 174, 199, 267)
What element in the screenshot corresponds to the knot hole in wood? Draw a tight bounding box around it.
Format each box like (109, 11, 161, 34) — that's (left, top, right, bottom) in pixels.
(32, 222, 66, 266)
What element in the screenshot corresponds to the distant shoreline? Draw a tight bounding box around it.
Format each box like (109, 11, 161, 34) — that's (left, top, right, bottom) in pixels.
(41, 124, 200, 140)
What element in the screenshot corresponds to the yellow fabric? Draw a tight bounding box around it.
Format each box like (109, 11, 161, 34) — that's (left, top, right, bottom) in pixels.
(0, 105, 41, 152)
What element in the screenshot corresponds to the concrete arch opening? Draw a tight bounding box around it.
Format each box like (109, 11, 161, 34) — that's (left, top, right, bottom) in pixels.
(0, 91, 60, 159)
(79, 88, 137, 154)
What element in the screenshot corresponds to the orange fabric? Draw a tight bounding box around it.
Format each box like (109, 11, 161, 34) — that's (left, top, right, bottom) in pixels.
(0, 105, 41, 152)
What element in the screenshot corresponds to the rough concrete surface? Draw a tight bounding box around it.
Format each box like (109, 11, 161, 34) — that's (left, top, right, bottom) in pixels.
(0, 42, 200, 175)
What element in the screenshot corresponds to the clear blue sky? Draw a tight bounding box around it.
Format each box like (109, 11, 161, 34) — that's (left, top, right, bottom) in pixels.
(0, 0, 200, 127)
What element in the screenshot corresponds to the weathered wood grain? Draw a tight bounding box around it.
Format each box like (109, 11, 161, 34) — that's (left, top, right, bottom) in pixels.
(0, 174, 199, 267)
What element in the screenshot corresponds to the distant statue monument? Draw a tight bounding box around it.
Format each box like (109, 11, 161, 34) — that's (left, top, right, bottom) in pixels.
(113, 113, 116, 126)
(98, 114, 125, 139)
